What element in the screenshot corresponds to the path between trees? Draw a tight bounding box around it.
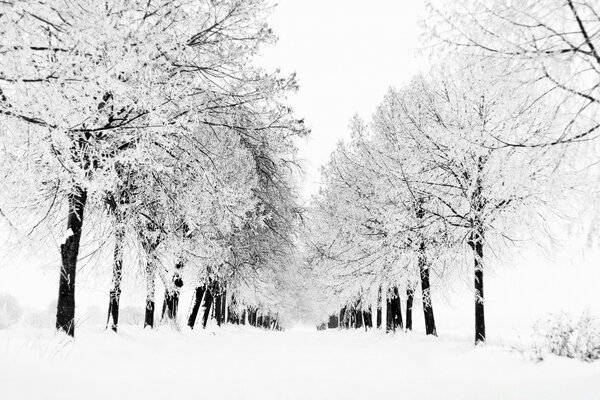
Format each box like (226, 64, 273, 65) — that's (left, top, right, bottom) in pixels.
(1, 325, 598, 399)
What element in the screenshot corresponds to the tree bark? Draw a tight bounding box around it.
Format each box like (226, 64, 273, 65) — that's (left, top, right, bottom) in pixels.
(221, 289, 227, 325)
(469, 229, 486, 344)
(56, 187, 87, 337)
(214, 290, 223, 326)
(386, 296, 393, 332)
(390, 286, 403, 331)
(381, 286, 387, 331)
(376, 285, 382, 329)
(187, 285, 206, 329)
(162, 261, 184, 323)
(419, 241, 437, 336)
(406, 285, 414, 331)
(362, 310, 372, 329)
(339, 307, 347, 329)
(106, 219, 125, 332)
(201, 289, 214, 329)
(144, 259, 155, 329)
(328, 313, 339, 329)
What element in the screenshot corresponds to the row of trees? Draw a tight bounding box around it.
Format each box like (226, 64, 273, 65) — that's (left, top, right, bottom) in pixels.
(307, 0, 599, 344)
(0, 0, 306, 336)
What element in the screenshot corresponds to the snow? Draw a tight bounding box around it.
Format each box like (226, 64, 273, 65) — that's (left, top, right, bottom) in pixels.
(62, 228, 74, 245)
(1, 324, 599, 400)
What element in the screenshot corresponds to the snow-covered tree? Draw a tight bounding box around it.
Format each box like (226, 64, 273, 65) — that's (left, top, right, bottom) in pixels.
(426, 0, 600, 146)
(0, 0, 307, 336)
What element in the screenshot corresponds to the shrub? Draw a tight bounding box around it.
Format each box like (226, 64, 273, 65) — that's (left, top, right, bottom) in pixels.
(0, 293, 22, 329)
(533, 311, 600, 362)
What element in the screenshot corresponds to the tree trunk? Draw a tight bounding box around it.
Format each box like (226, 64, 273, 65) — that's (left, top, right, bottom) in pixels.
(220, 289, 227, 325)
(376, 285, 382, 328)
(418, 241, 437, 336)
(362, 310, 372, 329)
(162, 261, 184, 323)
(328, 314, 339, 329)
(187, 285, 206, 329)
(386, 296, 393, 332)
(56, 187, 87, 337)
(144, 259, 155, 329)
(390, 286, 403, 331)
(201, 289, 214, 329)
(470, 230, 486, 344)
(214, 291, 223, 326)
(406, 285, 414, 331)
(106, 219, 125, 333)
(381, 286, 387, 330)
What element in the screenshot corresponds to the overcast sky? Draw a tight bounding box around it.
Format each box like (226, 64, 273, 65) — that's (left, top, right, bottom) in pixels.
(259, 0, 429, 199)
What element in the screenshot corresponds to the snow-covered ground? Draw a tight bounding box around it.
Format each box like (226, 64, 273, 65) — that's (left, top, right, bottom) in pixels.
(0, 324, 599, 400)
(1, 217, 599, 399)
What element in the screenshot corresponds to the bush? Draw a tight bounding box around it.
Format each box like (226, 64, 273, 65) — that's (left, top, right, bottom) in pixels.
(532, 311, 600, 362)
(0, 293, 22, 329)
(21, 300, 55, 329)
(120, 306, 144, 326)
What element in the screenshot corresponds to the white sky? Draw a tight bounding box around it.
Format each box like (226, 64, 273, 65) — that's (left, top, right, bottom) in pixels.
(259, 0, 429, 199)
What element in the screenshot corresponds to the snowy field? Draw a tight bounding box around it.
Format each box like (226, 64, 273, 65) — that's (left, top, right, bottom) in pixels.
(1, 235, 600, 399)
(1, 324, 599, 400)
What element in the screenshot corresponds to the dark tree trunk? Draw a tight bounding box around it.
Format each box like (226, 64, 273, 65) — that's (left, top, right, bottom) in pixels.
(214, 291, 223, 326)
(220, 289, 227, 324)
(340, 307, 348, 328)
(355, 309, 363, 329)
(469, 229, 486, 344)
(388, 286, 403, 331)
(144, 257, 156, 328)
(56, 187, 87, 337)
(470, 157, 486, 344)
(328, 314, 339, 329)
(106, 218, 124, 333)
(386, 296, 394, 332)
(201, 289, 214, 329)
(376, 285, 382, 329)
(227, 294, 236, 324)
(144, 300, 155, 329)
(362, 310, 372, 329)
(241, 310, 246, 325)
(406, 285, 414, 331)
(187, 285, 206, 329)
(144, 271, 154, 328)
(419, 241, 437, 336)
(162, 261, 184, 323)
